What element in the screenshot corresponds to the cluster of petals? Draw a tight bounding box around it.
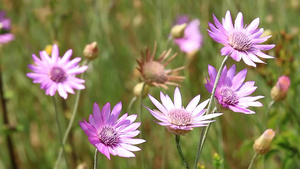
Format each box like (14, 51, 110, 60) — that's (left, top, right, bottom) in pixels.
(208, 10, 275, 67)
(79, 102, 145, 159)
(146, 87, 222, 135)
(173, 15, 203, 53)
(0, 11, 14, 44)
(27, 44, 88, 99)
(205, 64, 263, 114)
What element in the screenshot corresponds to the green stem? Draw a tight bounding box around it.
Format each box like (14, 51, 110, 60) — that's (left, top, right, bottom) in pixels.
(94, 148, 98, 169)
(52, 96, 69, 169)
(265, 100, 275, 129)
(138, 82, 146, 169)
(193, 55, 229, 169)
(216, 113, 224, 169)
(54, 60, 88, 168)
(127, 96, 137, 113)
(0, 60, 18, 169)
(175, 135, 190, 169)
(247, 153, 258, 169)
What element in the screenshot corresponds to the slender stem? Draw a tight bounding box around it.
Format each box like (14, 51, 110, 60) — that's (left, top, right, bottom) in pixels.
(247, 153, 258, 169)
(199, 107, 217, 152)
(265, 100, 275, 129)
(0, 65, 18, 169)
(52, 97, 69, 169)
(54, 60, 88, 168)
(175, 135, 190, 169)
(161, 129, 166, 169)
(138, 82, 146, 169)
(216, 114, 224, 169)
(193, 55, 229, 169)
(127, 96, 137, 113)
(94, 148, 98, 169)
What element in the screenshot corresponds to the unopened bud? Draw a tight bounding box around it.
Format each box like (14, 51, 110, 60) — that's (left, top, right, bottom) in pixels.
(83, 42, 98, 60)
(171, 23, 187, 39)
(44, 44, 53, 55)
(271, 76, 290, 102)
(133, 82, 150, 98)
(253, 129, 275, 154)
(213, 153, 223, 168)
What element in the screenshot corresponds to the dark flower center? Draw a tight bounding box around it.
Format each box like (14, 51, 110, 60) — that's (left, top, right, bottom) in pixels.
(228, 31, 252, 51)
(143, 61, 167, 83)
(98, 126, 119, 146)
(167, 109, 192, 126)
(50, 67, 67, 83)
(220, 87, 239, 106)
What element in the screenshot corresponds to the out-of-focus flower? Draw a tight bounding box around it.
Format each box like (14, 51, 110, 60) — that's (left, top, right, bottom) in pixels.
(253, 129, 275, 154)
(79, 102, 145, 159)
(83, 41, 98, 60)
(133, 82, 150, 98)
(136, 43, 185, 89)
(208, 10, 275, 67)
(27, 44, 88, 99)
(205, 64, 263, 114)
(173, 15, 203, 54)
(146, 87, 222, 135)
(0, 11, 14, 44)
(271, 76, 290, 102)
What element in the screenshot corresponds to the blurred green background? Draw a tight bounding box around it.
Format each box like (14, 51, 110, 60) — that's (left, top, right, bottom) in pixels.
(1, 0, 300, 168)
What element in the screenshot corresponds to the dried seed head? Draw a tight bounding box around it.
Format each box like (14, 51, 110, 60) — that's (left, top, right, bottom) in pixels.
(136, 43, 185, 89)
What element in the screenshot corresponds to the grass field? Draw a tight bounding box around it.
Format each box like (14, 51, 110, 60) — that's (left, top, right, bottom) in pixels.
(1, 0, 300, 168)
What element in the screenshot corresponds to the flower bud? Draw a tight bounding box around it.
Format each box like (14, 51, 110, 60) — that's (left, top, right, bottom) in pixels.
(133, 82, 149, 98)
(44, 44, 53, 55)
(83, 42, 98, 60)
(253, 129, 275, 154)
(271, 76, 290, 102)
(170, 23, 187, 39)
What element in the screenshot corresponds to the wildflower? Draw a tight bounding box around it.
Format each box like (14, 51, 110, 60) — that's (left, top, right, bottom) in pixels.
(253, 129, 275, 154)
(208, 10, 275, 67)
(79, 102, 145, 159)
(205, 64, 263, 114)
(83, 41, 98, 60)
(146, 87, 222, 135)
(136, 43, 185, 89)
(27, 44, 88, 99)
(173, 15, 203, 54)
(0, 11, 14, 44)
(271, 76, 290, 102)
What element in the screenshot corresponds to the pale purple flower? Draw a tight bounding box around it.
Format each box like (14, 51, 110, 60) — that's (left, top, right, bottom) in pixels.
(27, 44, 88, 99)
(79, 102, 145, 159)
(208, 10, 275, 67)
(173, 16, 203, 53)
(0, 11, 14, 44)
(205, 64, 264, 114)
(146, 87, 222, 135)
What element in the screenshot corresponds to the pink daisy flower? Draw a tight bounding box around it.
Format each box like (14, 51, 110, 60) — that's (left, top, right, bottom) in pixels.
(27, 44, 88, 99)
(79, 102, 145, 159)
(208, 10, 275, 67)
(146, 87, 222, 135)
(0, 11, 14, 44)
(205, 64, 264, 114)
(173, 16, 203, 53)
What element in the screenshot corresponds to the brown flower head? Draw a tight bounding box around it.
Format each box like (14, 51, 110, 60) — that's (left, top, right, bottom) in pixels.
(136, 43, 185, 89)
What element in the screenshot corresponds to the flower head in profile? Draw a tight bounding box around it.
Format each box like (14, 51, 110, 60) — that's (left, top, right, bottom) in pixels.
(79, 102, 145, 159)
(146, 87, 222, 135)
(173, 15, 203, 54)
(136, 43, 185, 89)
(27, 44, 88, 99)
(208, 10, 275, 67)
(0, 11, 14, 44)
(253, 129, 275, 154)
(271, 75, 290, 102)
(205, 64, 263, 114)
